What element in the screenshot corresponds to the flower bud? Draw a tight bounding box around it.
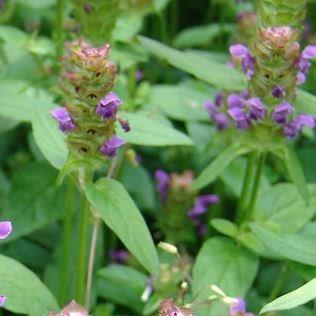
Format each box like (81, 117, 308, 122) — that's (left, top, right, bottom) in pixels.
(158, 242, 178, 254)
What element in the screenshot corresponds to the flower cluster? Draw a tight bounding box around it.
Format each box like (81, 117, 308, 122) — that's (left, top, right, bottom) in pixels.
(159, 299, 193, 316)
(51, 39, 129, 162)
(0, 220, 12, 307)
(155, 170, 219, 236)
(205, 92, 315, 138)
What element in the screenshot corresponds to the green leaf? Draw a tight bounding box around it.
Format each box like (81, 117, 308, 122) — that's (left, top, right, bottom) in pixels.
(116, 111, 193, 146)
(32, 107, 68, 170)
(1, 162, 66, 242)
(295, 89, 316, 115)
(0, 254, 59, 316)
(147, 84, 211, 122)
(138, 36, 247, 90)
(210, 219, 238, 238)
(97, 265, 147, 313)
(251, 224, 316, 266)
(174, 23, 234, 48)
(0, 80, 54, 122)
(192, 237, 259, 316)
(260, 278, 316, 315)
(253, 183, 316, 233)
(0, 25, 28, 48)
(284, 146, 309, 204)
(86, 178, 160, 275)
(191, 143, 248, 190)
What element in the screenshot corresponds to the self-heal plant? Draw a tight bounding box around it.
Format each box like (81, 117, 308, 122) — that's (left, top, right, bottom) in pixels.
(52, 39, 129, 175)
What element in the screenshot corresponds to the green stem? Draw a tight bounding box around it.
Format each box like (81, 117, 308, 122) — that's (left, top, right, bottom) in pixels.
(55, 0, 64, 70)
(245, 153, 266, 222)
(59, 179, 74, 304)
(268, 263, 288, 301)
(236, 153, 257, 224)
(76, 195, 90, 304)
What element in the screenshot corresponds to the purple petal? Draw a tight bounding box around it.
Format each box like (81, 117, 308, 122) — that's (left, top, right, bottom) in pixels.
(198, 194, 220, 205)
(204, 100, 217, 115)
(0, 296, 6, 307)
(212, 113, 230, 130)
(155, 170, 170, 201)
(272, 102, 294, 124)
(227, 94, 245, 109)
(230, 298, 246, 314)
(109, 249, 128, 264)
(51, 107, 75, 133)
(294, 114, 315, 129)
(297, 71, 306, 85)
(247, 97, 266, 121)
(96, 92, 122, 120)
(230, 44, 249, 59)
(228, 107, 249, 130)
(100, 136, 125, 157)
(302, 45, 316, 59)
(283, 122, 298, 138)
(0, 221, 12, 240)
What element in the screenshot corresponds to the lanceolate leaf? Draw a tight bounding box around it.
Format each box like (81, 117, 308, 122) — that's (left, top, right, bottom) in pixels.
(0, 254, 59, 316)
(86, 178, 160, 276)
(117, 111, 193, 146)
(284, 146, 309, 204)
(191, 143, 249, 190)
(138, 36, 247, 90)
(260, 278, 316, 315)
(251, 224, 316, 266)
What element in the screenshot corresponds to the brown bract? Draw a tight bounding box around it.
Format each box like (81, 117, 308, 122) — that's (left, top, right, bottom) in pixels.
(159, 299, 194, 316)
(49, 300, 89, 316)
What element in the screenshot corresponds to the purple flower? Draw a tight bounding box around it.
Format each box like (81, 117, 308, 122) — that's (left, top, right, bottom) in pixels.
(230, 298, 246, 314)
(296, 46, 316, 85)
(204, 100, 217, 115)
(230, 44, 255, 78)
(227, 94, 245, 109)
(302, 45, 316, 59)
(212, 113, 230, 130)
(228, 107, 249, 130)
(155, 170, 170, 201)
(283, 122, 298, 138)
(247, 97, 266, 121)
(0, 221, 12, 240)
(100, 136, 125, 157)
(0, 296, 5, 307)
(51, 107, 75, 133)
(272, 102, 293, 124)
(283, 114, 315, 138)
(109, 249, 128, 264)
(95, 92, 122, 120)
(272, 85, 286, 98)
(197, 222, 207, 237)
(188, 194, 219, 219)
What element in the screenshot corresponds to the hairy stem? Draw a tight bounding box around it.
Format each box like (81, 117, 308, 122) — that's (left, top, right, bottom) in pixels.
(85, 216, 100, 309)
(59, 179, 74, 304)
(76, 195, 90, 304)
(236, 153, 257, 224)
(244, 153, 266, 222)
(84, 157, 118, 308)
